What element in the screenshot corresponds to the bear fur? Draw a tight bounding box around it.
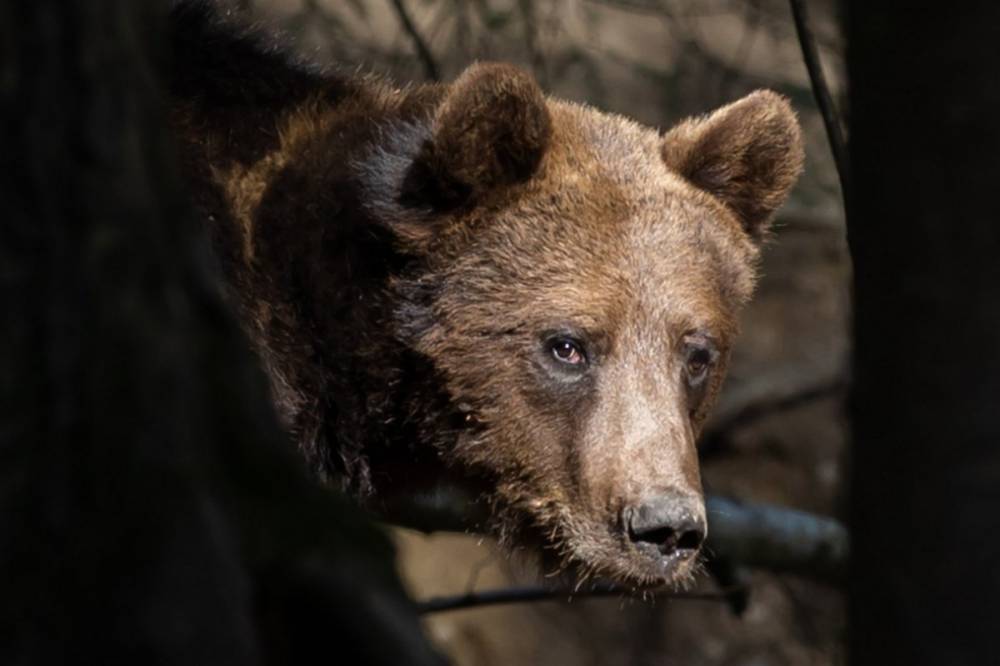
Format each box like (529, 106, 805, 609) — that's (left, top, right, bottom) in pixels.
(168, 1, 803, 585)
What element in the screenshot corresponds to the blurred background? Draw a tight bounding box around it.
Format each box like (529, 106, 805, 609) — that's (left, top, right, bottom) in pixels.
(211, 1, 849, 663)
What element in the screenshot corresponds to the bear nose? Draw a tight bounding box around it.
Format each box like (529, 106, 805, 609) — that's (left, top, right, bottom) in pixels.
(626, 493, 706, 558)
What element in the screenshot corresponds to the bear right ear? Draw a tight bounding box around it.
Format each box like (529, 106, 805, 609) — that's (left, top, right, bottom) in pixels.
(661, 90, 804, 239)
(402, 62, 552, 207)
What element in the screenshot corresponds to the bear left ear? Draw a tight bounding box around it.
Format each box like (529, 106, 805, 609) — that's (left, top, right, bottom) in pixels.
(661, 90, 804, 238)
(406, 62, 552, 205)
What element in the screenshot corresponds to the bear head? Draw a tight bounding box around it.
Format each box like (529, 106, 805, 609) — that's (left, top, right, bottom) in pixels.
(359, 63, 803, 586)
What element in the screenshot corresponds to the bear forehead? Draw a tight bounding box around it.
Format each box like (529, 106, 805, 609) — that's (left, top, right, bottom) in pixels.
(444, 100, 758, 336)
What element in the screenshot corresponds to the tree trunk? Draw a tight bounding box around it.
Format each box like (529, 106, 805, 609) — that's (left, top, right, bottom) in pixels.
(0, 2, 441, 664)
(847, 4, 1000, 663)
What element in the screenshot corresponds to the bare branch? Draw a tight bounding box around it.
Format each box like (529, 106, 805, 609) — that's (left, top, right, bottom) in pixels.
(378, 487, 849, 583)
(705, 495, 847, 583)
(789, 0, 851, 211)
(417, 582, 746, 615)
(388, 0, 440, 81)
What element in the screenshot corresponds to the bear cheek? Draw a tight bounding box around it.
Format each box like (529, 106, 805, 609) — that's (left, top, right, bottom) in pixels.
(494, 380, 596, 506)
(688, 353, 731, 434)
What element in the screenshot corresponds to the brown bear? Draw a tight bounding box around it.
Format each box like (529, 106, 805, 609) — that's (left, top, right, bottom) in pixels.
(168, 2, 803, 587)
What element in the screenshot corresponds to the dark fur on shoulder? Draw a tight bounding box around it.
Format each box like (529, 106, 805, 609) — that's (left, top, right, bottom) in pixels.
(168, 1, 803, 586)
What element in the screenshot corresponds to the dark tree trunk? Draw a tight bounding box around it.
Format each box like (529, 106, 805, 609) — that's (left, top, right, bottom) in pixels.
(0, 2, 441, 664)
(847, 4, 1000, 663)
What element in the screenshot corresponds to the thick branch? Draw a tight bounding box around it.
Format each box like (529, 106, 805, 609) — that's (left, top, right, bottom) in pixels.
(379, 487, 849, 583)
(705, 495, 847, 583)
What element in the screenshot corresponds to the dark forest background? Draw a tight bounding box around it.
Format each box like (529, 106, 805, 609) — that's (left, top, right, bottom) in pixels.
(2, 1, 998, 665)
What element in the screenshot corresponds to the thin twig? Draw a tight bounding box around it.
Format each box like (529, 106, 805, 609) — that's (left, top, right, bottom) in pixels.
(517, 0, 548, 87)
(788, 0, 851, 212)
(718, 0, 762, 100)
(388, 0, 440, 81)
(418, 583, 746, 615)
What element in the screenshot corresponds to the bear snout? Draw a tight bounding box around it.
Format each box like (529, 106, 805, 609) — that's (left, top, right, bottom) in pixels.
(623, 491, 706, 564)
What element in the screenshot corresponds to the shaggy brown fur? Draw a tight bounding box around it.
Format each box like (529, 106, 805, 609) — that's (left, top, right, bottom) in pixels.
(168, 2, 803, 585)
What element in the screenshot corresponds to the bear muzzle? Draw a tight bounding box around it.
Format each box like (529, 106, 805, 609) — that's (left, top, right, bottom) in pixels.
(623, 491, 706, 569)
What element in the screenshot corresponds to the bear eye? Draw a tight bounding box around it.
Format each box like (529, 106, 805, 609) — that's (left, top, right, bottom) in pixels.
(685, 346, 714, 384)
(549, 338, 587, 367)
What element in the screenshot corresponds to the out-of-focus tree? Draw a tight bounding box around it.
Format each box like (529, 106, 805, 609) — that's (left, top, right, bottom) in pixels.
(848, 3, 1000, 663)
(0, 2, 442, 664)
